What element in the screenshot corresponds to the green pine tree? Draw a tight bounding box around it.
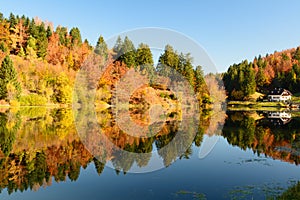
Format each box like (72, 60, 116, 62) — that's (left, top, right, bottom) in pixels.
(157, 45, 179, 76)
(29, 19, 38, 37)
(136, 43, 154, 66)
(256, 67, 266, 89)
(46, 26, 52, 38)
(56, 26, 69, 46)
(94, 35, 108, 61)
(194, 65, 205, 93)
(69, 27, 82, 46)
(223, 60, 256, 100)
(0, 56, 21, 101)
(118, 36, 136, 67)
(243, 63, 256, 97)
(293, 47, 300, 61)
(23, 17, 30, 28)
(9, 13, 17, 28)
(36, 23, 48, 58)
(180, 53, 195, 87)
(158, 45, 179, 69)
(113, 36, 123, 59)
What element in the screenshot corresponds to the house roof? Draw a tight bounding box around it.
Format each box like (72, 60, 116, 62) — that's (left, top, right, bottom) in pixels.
(268, 88, 292, 96)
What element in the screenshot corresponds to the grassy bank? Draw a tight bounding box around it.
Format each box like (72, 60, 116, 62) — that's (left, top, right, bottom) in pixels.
(227, 101, 287, 111)
(228, 101, 286, 107)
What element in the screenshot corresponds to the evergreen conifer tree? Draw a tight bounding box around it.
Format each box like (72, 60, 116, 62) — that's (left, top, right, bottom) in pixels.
(0, 56, 21, 101)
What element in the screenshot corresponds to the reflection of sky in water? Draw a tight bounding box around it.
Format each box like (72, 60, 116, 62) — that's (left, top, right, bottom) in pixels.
(3, 136, 300, 200)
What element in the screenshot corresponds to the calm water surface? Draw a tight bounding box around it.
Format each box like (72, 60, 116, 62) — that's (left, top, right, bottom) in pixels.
(0, 108, 300, 199)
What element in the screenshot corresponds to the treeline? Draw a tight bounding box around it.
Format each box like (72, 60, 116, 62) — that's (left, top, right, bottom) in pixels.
(223, 47, 300, 100)
(102, 36, 209, 104)
(0, 12, 91, 69)
(0, 12, 208, 106)
(0, 12, 92, 105)
(222, 112, 300, 165)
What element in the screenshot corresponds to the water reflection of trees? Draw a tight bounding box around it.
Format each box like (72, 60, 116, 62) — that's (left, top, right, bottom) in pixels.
(0, 141, 94, 194)
(4, 109, 299, 194)
(0, 108, 94, 194)
(0, 107, 216, 194)
(0, 111, 20, 156)
(222, 112, 256, 151)
(223, 111, 300, 165)
(99, 109, 202, 171)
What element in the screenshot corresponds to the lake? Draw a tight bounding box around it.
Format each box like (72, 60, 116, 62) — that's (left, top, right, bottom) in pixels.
(0, 107, 300, 199)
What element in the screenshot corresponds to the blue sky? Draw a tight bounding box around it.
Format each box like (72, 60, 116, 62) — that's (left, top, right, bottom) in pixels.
(1, 0, 300, 72)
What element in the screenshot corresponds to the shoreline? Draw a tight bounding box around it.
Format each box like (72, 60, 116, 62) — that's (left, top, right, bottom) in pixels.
(227, 101, 300, 111)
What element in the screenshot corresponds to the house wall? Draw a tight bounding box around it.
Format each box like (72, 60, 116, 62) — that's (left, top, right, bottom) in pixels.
(268, 95, 291, 102)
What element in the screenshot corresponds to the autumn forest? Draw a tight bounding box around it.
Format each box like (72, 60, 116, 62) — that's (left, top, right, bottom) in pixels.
(1, 10, 300, 199)
(0, 12, 212, 108)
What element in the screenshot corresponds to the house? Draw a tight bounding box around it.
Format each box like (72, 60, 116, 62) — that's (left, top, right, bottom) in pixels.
(268, 88, 292, 102)
(267, 111, 292, 125)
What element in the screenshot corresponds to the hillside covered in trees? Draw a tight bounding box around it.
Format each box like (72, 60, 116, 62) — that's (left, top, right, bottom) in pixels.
(0, 12, 210, 107)
(223, 47, 300, 100)
(0, 12, 91, 106)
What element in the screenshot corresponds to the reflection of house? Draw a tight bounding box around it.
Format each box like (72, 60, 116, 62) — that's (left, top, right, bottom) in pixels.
(267, 111, 292, 125)
(268, 88, 292, 102)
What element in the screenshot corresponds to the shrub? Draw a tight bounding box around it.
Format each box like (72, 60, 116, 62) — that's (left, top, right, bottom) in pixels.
(20, 94, 47, 106)
(9, 100, 20, 107)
